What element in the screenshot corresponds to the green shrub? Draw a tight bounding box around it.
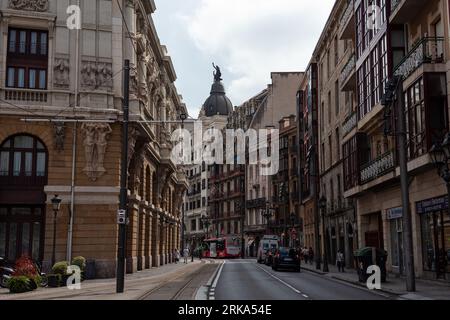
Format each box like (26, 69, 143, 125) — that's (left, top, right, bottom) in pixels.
(7, 276, 34, 293)
(71, 256, 86, 271)
(32, 275, 42, 288)
(52, 261, 69, 275)
(47, 274, 62, 287)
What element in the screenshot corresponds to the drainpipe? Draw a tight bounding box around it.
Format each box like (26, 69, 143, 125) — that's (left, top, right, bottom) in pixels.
(66, 0, 81, 262)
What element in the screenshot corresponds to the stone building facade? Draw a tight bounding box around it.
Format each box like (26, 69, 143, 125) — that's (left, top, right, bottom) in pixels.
(339, 0, 450, 279)
(314, 0, 358, 268)
(0, 0, 187, 278)
(245, 72, 303, 254)
(271, 115, 300, 247)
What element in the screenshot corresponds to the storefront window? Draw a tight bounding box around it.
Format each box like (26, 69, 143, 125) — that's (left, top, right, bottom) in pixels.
(420, 210, 450, 276)
(390, 218, 403, 271)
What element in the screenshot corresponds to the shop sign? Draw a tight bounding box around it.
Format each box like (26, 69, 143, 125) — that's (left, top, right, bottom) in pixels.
(416, 196, 448, 215)
(386, 207, 402, 220)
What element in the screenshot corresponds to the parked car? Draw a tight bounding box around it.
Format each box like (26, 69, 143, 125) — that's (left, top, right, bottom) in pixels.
(272, 247, 301, 272)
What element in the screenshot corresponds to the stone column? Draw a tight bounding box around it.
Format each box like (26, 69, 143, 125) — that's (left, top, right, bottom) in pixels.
(145, 205, 152, 269)
(126, 196, 140, 274)
(138, 202, 146, 271)
(151, 210, 160, 267)
(344, 216, 351, 268)
(159, 215, 165, 266)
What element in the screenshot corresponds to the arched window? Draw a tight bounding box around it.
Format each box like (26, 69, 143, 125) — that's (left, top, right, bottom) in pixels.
(0, 134, 47, 185)
(0, 135, 47, 263)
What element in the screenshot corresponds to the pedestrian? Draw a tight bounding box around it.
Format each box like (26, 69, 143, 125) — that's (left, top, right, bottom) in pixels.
(336, 250, 345, 272)
(183, 247, 189, 264)
(174, 248, 180, 264)
(303, 247, 309, 264)
(308, 247, 314, 265)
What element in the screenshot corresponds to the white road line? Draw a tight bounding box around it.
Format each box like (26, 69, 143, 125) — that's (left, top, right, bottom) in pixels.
(211, 261, 226, 289)
(256, 265, 304, 296)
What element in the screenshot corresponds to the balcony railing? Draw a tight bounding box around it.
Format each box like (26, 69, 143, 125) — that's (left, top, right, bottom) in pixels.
(246, 197, 267, 209)
(360, 150, 395, 184)
(339, 0, 354, 38)
(340, 53, 356, 88)
(342, 112, 357, 137)
(394, 37, 445, 79)
(3, 88, 48, 103)
(391, 0, 402, 12)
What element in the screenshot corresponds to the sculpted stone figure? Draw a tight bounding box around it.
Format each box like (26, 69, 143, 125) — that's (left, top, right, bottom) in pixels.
(9, 0, 49, 11)
(81, 123, 112, 181)
(54, 59, 70, 87)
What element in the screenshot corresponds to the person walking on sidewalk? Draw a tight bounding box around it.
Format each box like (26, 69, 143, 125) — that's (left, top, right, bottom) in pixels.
(336, 250, 345, 272)
(303, 247, 309, 264)
(183, 247, 189, 264)
(308, 247, 314, 265)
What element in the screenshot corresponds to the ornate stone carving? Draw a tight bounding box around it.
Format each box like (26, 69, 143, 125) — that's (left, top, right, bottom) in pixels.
(81, 123, 112, 181)
(9, 0, 49, 12)
(53, 122, 65, 152)
(81, 61, 113, 90)
(54, 59, 70, 88)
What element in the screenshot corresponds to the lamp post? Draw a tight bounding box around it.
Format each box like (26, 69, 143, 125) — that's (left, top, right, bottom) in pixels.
(430, 135, 450, 278)
(51, 195, 62, 267)
(201, 215, 210, 239)
(319, 195, 329, 272)
(262, 201, 274, 234)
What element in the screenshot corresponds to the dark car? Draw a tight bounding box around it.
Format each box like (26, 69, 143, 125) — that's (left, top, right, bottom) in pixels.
(272, 247, 301, 272)
(264, 248, 277, 266)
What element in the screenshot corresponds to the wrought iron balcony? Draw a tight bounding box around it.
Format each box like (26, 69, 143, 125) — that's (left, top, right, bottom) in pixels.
(342, 111, 357, 137)
(246, 197, 267, 209)
(394, 37, 445, 79)
(340, 53, 356, 91)
(339, 0, 355, 40)
(360, 150, 395, 184)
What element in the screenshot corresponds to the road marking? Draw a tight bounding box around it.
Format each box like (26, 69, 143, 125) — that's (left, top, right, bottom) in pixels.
(256, 265, 305, 296)
(211, 261, 226, 289)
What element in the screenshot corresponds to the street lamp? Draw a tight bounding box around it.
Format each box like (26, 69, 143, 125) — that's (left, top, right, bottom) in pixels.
(201, 215, 210, 239)
(430, 140, 450, 236)
(319, 195, 329, 272)
(51, 195, 62, 267)
(261, 201, 274, 234)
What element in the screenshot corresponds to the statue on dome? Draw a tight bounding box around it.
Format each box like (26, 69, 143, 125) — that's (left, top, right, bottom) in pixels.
(212, 63, 223, 82)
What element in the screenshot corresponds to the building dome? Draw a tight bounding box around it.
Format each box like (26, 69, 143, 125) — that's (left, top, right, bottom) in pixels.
(202, 65, 233, 117)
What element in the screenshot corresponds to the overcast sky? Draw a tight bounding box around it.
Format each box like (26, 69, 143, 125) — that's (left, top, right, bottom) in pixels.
(153, 0, 336, 117)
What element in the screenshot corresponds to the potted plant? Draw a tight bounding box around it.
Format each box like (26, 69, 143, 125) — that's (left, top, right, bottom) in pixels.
(52, 261, 70, 286)
(7, 255, 39, 293)
(47, 274, 62, 288)
(7, 276, 34, 293)
(71, 256, 86, 282)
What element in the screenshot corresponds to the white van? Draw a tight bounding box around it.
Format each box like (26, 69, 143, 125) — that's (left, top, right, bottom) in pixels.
(257, 235, 280, 263)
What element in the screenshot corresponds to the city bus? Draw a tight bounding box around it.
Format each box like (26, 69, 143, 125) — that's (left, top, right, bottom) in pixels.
(203, 236, 241, 258)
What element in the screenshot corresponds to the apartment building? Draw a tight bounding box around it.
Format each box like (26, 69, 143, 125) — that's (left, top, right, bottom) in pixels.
(314, 0, 359, 267)
(244, 72, 303, 255)
(271, 115, 300, 247)
(340, 0, 450, 279)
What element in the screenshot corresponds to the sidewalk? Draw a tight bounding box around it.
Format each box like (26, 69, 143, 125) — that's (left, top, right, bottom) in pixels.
(0, 259, 207, 300)
(301, 261, 450, 300)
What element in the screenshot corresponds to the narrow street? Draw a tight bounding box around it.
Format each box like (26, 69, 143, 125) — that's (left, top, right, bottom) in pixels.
(213, 259, 392, 300)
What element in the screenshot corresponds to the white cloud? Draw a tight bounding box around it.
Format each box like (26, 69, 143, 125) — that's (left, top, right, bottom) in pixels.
(180, 0, 335, 105)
